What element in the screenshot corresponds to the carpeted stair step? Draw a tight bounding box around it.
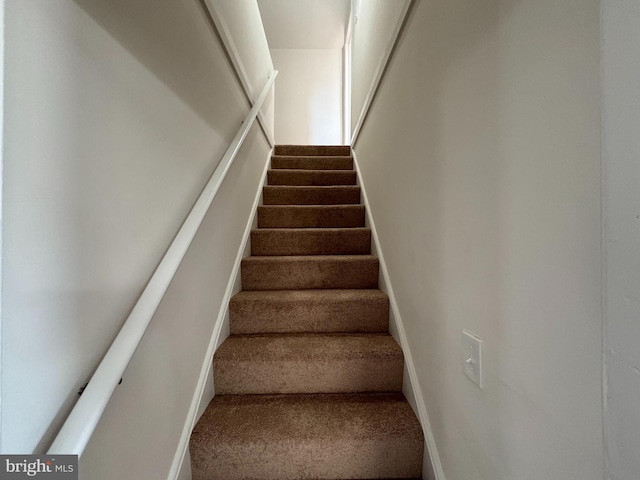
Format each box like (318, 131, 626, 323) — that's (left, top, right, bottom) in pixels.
(190, 141, 425, 478)
(229, 289, 389, 334)
(190, 392, 423, 480)
(263, 186, 360, 205)
(257, 205, 366, 228)
(214, 333, 403, 395)
(268, 169, 357, 186)
(274, 144, 351, 156)
(241, 255, 379, 290)
(251, 228, 371, 256)
(271, 155, 354, 170)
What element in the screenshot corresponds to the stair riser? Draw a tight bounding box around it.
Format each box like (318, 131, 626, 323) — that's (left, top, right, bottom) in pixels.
(274, 145, 351, 156)
(241, 257, 379, 290)
(229, 294, 389, 334)
(192, 438, 422, 480)
(251, 229, 371, 256)
(268, 169, 357, 186)
(263, 186, 360, 205)
(215, 334, 403, 395)
(257, 206, 365, 228)
(271, 156, 353, 170)
(214, 357, 403, 395)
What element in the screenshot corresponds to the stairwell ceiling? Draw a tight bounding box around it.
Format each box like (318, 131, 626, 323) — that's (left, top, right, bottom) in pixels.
(257, 0, 350, 49)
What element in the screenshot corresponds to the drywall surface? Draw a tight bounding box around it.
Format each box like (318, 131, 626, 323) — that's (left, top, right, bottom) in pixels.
(350, 0, 406, 133)
(601, 1, 640, 478)
(0, 0, 4, 454)
(258, 0, 349, 49)
(209, 0, 275, 135)
(81, 124, 269, 480)
(271, 49, 343, 145)
(211, 0, 273, 98)
(1, 0, 268, 454)
(353, 0, 603, 479)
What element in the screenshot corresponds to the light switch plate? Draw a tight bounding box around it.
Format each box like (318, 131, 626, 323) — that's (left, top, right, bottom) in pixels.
(462, 330, 483, 389)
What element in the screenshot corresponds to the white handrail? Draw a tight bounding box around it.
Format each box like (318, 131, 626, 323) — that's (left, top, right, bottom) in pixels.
(47, 71, 278, 456)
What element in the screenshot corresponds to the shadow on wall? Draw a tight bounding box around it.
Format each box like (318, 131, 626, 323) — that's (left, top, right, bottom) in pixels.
(72, 0, 246, 130)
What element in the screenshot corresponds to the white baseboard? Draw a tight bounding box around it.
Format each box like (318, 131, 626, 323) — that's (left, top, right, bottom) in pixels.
(352, 151, 446, 480)
(168, 148, 273, 480)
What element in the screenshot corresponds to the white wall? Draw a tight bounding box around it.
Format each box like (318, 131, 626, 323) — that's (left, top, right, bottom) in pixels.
(81, 124, 269, 479)
(1, 0, 270, 456)
(208, 0, 275, 136)
(257, 0, 350, 50)
(0, 0, 4, 454)
(271, 49, 343, 145)
(350, 0, 406, 134)
(601, 1, 640, 479)
(353, 0, 603, 479)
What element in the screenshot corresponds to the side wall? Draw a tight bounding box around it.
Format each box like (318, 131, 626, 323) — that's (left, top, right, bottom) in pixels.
(601, 1, 640, 478)
(271, 48, 343, 145)
(210, 0, 273, 100)
(1, 0, 270, 455)
(81, 124, 269, 479)
(353, 0, 603, 479)
(207, 0, 275, 136)
(0, 0, 4, 454)
(350, 0, 406, 134)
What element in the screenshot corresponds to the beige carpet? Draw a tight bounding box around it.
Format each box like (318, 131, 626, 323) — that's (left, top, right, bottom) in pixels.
(190, 145, 423, 479)
(257, 205, 366, 229)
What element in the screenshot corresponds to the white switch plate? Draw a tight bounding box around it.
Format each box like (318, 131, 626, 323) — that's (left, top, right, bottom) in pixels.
(462, 330, 483, 389)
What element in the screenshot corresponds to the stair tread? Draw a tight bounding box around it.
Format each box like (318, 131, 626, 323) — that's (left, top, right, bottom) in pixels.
(258, 204, 364, 208)
(269, 168, 355, 173)
(190, 393, 423, 480)
(253, 226, 370, 231)
(231, 288, 387, 301)
(274, 145, 351, 156)
(271, 155, 353, 160)
(265, 185, 359, 189)
(243, 254, 377, 261)
(259, 204, 364, 209)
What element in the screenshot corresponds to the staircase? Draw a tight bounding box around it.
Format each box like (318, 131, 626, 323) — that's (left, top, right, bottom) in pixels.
(189, 145, 424, 479)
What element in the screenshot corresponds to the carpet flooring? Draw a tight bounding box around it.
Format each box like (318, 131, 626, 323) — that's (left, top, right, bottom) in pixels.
(190, 145, 424, 479)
